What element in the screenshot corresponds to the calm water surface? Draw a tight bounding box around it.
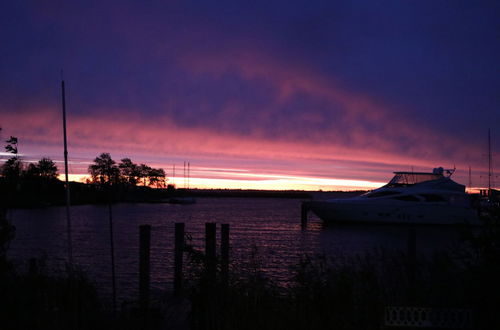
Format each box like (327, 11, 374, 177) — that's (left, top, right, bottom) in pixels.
(6, 197, 465, 302)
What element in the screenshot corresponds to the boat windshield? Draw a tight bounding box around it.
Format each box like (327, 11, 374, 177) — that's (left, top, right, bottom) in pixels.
(387, 172, 443, 186)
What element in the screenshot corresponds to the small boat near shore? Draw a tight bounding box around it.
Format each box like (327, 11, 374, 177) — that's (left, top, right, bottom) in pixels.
(307, 167, 480, 225)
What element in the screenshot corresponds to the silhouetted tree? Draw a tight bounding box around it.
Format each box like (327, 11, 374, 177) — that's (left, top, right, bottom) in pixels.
(37, 158, 58, 179)
(23, 158, 58, 180)
(138, 164, 152, 186)
(1, 157, 23, 181)
(5, 136, 18, 155)
(1, 136, 22, 182)
(148, 168, 166, 188)
(23, 163, 40, 178)
(88, 153, 119, 185)
(118, 158, 139, 185)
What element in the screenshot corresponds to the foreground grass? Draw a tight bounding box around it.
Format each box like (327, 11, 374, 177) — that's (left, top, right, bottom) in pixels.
(185, 226, 500, 330)
(0, 261, 107, 330)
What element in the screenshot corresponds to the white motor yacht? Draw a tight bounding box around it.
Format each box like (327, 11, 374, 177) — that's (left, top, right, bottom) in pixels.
(308, 167, 480, 225)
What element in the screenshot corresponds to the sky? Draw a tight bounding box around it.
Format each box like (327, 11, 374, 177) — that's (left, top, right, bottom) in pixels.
(1, 0, 499, 190)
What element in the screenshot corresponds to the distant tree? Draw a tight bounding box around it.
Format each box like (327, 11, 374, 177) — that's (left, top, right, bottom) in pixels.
(37, 158, 58, 179)
(138, 164, 152, 186)
(88, 153, 119, 185)
(22, 158, 58, 181)
(23, 163, 40, 178)
(119, 158, 139, 185)
(5, 136, 18, 155)
(1, 136, 22, 181)
(1, 157, 22, 181)
(148, 168, 166, 188)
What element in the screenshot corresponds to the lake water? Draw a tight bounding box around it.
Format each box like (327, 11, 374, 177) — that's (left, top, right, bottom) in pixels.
(6, 197, 466, 303)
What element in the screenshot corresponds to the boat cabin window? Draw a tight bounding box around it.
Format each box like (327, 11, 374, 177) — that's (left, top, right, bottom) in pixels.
(419, 194, 446, 202)
(387, 172, 443, 186)
(365, 191, 400, 198)
(392, 195, 420, 202)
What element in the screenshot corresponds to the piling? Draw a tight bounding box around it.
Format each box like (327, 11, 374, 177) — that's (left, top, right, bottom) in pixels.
(139, 225, 151, 314)
(205, 223, 217, 282)
(174, 222, 185, 296)
(221, 224, 230, 285)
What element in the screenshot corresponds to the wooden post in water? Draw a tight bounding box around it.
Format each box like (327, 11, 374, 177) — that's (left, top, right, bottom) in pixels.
(174, 222, 185, 296)
(139, 225, 151, 315)
(221, 224, 230, 285)
(205, 223, 217, 282)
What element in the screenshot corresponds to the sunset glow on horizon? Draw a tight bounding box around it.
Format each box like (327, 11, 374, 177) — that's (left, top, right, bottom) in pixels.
(60, 173, 384, 191)
(1, 1, 499, 191)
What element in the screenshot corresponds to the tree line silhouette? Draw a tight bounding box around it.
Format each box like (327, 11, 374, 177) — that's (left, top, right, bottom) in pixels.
(0, 134, 171, 207)
(88, 153, 167, 188)
(0, 136, 167, 189)
(1, 134, 59, 184)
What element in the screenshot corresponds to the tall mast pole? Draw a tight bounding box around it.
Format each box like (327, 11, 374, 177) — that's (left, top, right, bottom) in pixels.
(173, 164, 175, 187)
(488, 129, 492, 196)
(61, 76, 73, 264)
(468, 165, 472, 192)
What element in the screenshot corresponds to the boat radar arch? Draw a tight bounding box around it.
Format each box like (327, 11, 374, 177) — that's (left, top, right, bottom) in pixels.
(433, 167, 455, 177)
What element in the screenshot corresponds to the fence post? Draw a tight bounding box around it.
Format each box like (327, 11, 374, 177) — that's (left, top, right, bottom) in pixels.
(139, 225, 151, 315)
(221, 224, 230, 285)
(205, 223, 217, 282)
(174, 222, 185, 296)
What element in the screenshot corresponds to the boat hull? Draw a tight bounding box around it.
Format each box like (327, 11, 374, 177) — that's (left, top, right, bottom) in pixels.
(308, 200, 480, 225)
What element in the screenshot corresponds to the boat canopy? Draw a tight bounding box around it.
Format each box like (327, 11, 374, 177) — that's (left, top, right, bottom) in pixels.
(385, 171, 466, 192)
(388, 172, 443, 186)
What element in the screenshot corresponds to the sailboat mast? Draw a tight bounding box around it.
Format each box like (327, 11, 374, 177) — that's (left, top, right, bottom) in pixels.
(61, 78, 73, 264)
(468, 166, 472, 192)
(488, 129, 492, 196)
(183, 161, 186, 189)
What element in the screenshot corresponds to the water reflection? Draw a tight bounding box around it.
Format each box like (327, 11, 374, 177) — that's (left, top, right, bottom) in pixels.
(6, 197, 470, 302)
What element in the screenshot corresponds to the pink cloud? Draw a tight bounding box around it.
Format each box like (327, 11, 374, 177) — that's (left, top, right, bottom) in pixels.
(176, 47, 483, 161)
(0, 104, 489, 189)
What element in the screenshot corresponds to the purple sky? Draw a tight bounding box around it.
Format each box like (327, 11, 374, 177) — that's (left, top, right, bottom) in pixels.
(1, 0, 499, 190)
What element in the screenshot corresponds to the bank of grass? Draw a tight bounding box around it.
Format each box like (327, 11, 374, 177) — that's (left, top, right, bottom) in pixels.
(0, 260, 107, 330)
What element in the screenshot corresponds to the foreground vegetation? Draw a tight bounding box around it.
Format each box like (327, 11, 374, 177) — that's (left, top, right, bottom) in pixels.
(184, 226, 500, 330)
